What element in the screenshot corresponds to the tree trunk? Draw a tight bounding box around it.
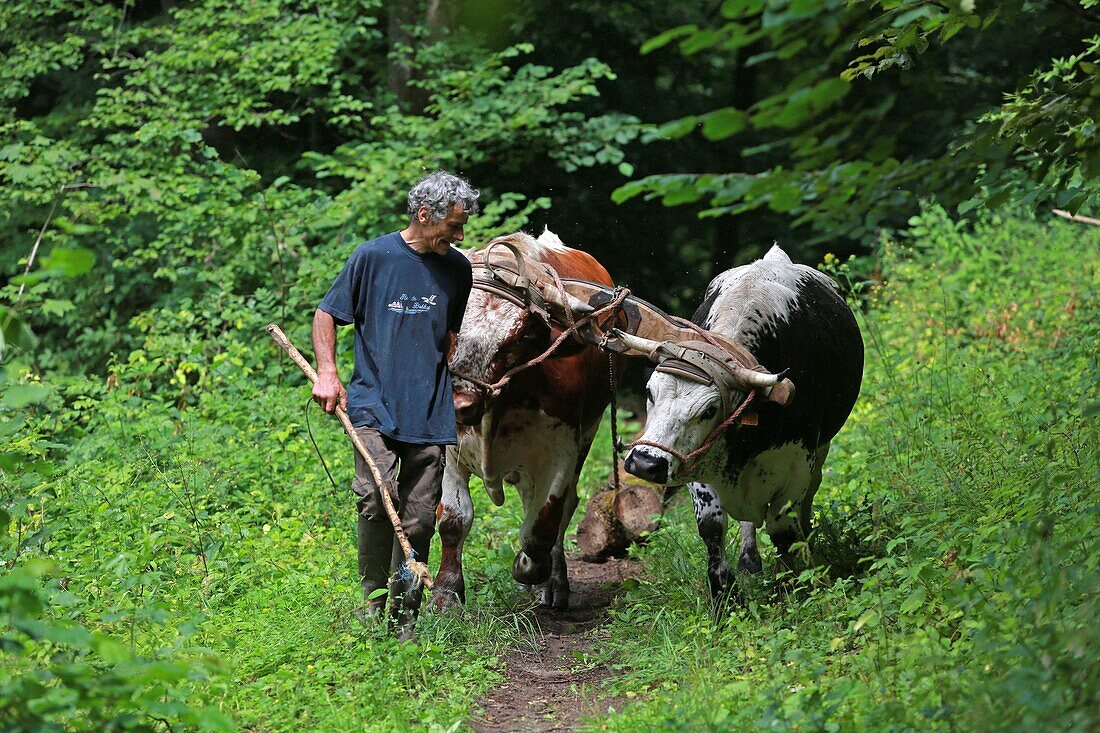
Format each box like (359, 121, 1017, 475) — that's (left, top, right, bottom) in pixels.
(387, 0, 458, 114)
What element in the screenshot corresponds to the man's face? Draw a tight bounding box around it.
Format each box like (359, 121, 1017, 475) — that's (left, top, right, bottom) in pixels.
(420, 204, 469, 255)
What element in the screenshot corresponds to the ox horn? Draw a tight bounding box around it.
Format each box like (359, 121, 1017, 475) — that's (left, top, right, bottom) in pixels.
(609, 329, 664, 360)
(542, 284, 595, 320)
(729, 364, 782, 389)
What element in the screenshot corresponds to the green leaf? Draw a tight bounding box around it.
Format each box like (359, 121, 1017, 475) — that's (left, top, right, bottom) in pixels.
(40, 246, 94, 277)
(194, 707, 236, 732)
(640, 24, 698, 55)
(92, 633, 132, 664)
(810, 78, 850, 108)
(611, 179, 650, 204)
(701, 107, 747, 141)
(650, 116, 699, 140)
(769, 185, 802, 212)
(0, 308, 38, 353)
(662, 186, 705, 206)
(41, 299, 76, 317)
(853, 609, 879, 632)
(3, 383, 51, 408)
(900, 589, 927, 614)
(15, 618, 93, 647)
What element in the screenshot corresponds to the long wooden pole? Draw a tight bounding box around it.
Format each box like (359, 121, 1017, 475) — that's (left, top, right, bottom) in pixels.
(267, 323, 432, 590)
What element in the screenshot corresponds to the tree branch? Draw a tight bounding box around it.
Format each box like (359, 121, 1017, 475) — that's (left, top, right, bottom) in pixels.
(1051, 0, 1100, 26)
(1053, 208, 1100, 226)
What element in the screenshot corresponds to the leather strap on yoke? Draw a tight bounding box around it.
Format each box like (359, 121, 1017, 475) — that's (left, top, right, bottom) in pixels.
(653, 340, 762, 415)
(470, 240, 552, 324)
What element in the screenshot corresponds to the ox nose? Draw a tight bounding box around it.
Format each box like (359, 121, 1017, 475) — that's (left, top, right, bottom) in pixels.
(453, 389, 484, 426)
(624, 449, 669, 485)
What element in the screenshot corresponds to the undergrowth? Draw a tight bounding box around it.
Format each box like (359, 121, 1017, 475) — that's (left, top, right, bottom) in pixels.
(588, 207, 1099, 732)
(2, 207, 1097, 731)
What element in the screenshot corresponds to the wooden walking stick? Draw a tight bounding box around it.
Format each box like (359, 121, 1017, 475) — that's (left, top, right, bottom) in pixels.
(267, 323, 432, 590)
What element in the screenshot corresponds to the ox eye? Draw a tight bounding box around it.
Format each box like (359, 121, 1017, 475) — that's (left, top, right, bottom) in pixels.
(701, 403, 719, 420)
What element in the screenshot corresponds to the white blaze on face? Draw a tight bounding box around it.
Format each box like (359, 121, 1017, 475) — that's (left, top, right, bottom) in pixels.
(633, 371, 732, 481)
(450, 291, 527, 386)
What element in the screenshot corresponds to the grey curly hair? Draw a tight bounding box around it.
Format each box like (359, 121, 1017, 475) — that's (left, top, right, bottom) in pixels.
(406, 170, 481, 223)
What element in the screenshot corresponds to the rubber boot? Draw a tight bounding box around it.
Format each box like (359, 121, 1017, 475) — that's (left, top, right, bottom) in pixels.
(358, 514, 394, 618)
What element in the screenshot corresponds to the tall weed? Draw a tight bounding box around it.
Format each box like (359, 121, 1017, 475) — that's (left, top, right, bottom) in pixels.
(591, 208, 1098, 732)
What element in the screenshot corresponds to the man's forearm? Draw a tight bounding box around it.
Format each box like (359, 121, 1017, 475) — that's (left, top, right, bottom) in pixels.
(312, 308, 339, 375)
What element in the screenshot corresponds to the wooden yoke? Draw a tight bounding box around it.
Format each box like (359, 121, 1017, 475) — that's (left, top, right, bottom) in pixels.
(561, 278, 795, 407)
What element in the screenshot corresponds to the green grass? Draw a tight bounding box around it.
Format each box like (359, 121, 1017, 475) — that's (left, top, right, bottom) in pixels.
(585, 207, 1099, 731)
(2, 207, 1097, 731)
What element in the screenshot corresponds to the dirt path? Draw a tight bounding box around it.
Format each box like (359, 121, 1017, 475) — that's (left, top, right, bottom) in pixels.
(471, 553, 639, 732)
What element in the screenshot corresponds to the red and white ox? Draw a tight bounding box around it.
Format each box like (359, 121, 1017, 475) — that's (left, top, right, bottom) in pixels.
(436, 230, 615, 610)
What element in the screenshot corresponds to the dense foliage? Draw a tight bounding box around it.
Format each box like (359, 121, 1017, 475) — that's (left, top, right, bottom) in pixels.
(614, 1, 1100, 242)
(4, 208, 1096, 731)
(2, 0, 1098, 730)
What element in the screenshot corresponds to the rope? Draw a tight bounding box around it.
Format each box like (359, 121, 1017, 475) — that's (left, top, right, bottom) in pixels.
(305, 397, 340, 492)
(608, 350, 621, 492)
(629, 390, 757, 473)
(451, 285, 630, 399)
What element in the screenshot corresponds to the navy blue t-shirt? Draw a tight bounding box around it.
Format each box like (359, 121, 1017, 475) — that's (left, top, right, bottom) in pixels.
(318, 232, 472, 444)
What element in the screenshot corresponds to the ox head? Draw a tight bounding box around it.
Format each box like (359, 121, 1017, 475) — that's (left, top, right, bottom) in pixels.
(450, 245, 594, 426)
(618, 331, 787, 485)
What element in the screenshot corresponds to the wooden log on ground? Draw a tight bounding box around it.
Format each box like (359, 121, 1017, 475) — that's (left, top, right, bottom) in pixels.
(576, 462, 674, 560)
(612, 483, 664, 542)
(576, 486, 630, 561)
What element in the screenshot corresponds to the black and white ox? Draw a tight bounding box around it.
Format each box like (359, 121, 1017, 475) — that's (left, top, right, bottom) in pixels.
(621, 245, 863, 602)
(436, 230, 616, 610)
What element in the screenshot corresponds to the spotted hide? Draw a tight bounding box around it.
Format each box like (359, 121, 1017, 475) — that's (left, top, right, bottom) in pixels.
(623, 245, 863, 603)
(435, 229, 616, 610)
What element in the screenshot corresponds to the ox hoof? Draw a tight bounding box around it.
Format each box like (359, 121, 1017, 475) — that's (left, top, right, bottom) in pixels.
(431, 587, 464, 611)
(431, 572, 465, 611)
(512, 551, 551, 586)
(538, 579, 570, 610)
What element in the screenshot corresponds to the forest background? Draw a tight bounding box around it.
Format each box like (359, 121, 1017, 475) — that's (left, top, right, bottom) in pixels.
(1, 1, 1097, 731)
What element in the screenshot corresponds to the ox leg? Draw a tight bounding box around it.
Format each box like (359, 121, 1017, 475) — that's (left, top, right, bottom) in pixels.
(536, 438, 595, 610)
(766, 508, 806, 577)
(512, 478, 564, 587)
(433, 449, 473, 610)
(689, 483, 736, 607)
(738, 521, 763, 574)
(538, 471, 581, 610)
(512, 453, 580, 609)
(766, 444, 827, 575)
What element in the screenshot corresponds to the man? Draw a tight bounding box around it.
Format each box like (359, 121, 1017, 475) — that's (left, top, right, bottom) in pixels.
(311, 170, 477, 637)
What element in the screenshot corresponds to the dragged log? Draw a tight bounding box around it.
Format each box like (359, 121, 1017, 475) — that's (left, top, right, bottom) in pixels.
(576, 486, 630, 561)
(612, 483, 664, 540)
(576, 468, 674, 561)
